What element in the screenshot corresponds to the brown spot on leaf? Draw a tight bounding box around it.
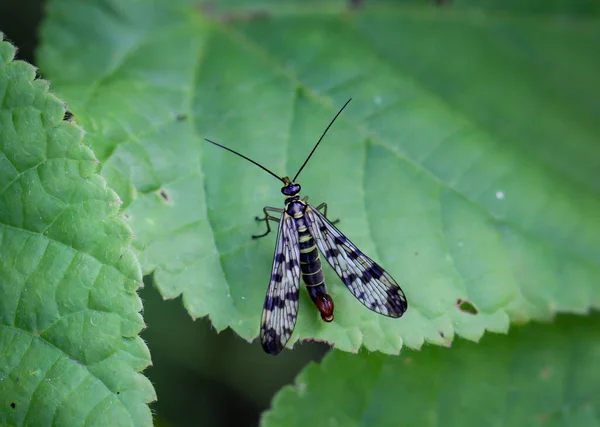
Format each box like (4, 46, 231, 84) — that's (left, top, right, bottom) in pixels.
(159, 189, 170, 202)
(348, 0, 363, 10)
(201, 2, 270, 22)
(539, 365, 552, 380)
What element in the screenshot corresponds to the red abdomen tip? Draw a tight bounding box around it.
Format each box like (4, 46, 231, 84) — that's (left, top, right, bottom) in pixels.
(316, 294, 334, 322)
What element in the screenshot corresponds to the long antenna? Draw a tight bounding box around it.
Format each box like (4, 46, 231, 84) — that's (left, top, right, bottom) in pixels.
(292, 98, 352, 182)
(204, 138, 284, 183)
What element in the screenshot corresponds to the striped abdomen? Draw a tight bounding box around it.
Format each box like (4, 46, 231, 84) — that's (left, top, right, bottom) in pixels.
(296, 216, 334, 322)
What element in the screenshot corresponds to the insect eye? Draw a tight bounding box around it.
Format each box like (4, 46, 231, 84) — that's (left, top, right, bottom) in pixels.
(281, 183, 301, 196)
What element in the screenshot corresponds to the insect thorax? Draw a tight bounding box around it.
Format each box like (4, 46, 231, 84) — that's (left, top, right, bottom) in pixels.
(285, 198, 306, 217)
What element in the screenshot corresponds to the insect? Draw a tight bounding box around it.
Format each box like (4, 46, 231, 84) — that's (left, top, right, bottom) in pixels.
(205, 99, 408, 355)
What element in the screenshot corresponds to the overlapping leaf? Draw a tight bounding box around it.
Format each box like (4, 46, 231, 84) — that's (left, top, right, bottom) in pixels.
(263, 313, 600, 427)
(0, 36, 154, 425)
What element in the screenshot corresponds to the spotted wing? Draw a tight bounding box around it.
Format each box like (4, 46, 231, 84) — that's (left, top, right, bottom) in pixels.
(305, 205, 407, 317)
(259, 212, 301, 355)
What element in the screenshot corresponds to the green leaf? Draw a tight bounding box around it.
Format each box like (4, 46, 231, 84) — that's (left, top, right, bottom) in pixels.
(263, 313, 600, 427)
(0, 36, 154, 425)
(38, 0, 600, 354)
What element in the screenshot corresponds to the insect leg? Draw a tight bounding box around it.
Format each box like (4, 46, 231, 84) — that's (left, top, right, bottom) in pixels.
(253, 206, 284, 239)
(315, 202, 340, 225)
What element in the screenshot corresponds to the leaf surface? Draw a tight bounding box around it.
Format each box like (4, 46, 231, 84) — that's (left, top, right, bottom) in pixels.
(38, 0, 600, 353)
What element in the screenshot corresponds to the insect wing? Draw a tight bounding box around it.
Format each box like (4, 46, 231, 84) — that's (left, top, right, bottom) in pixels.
(260, 212, 301, 355)
(305, 205, 408, 317)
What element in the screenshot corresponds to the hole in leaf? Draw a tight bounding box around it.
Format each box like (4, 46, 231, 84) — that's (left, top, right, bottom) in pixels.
(456, 298, 479, 315)
(63, 111, 74, 121)
(10, 402, 16, 409)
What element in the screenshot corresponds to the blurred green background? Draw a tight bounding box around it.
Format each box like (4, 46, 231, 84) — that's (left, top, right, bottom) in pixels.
(139, 276, 328, 426)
